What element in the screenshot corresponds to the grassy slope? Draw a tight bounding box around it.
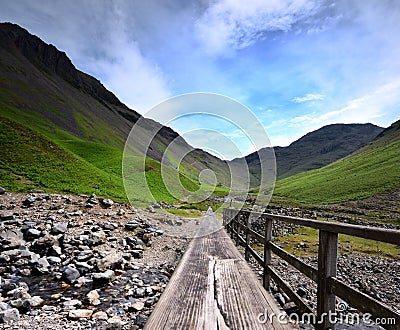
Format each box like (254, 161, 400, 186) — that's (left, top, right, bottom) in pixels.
(273, 138, 400, 204)
(0, 117, 127, 200)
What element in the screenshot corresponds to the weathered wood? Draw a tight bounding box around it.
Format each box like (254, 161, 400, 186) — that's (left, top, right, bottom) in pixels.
(145, 212, 294, 329)
(231, 209, 400, 245)
(330, 277, 400, 330)
(245, 213, 251, 261)
(268, 242, 318, 282)
(316, 230, 338, 330)
(248, 245, 264, 267)
(247, 227, 266, 244)
(266, 265, 314, 315)
(224, 208, 400, 330)
(263, 216, 273, 291)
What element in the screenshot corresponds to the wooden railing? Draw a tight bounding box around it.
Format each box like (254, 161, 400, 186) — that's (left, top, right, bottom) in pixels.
(223, 208, 400, 330)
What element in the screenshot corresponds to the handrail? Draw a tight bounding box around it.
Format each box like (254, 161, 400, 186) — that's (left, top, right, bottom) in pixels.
(223, 207, 400, 330)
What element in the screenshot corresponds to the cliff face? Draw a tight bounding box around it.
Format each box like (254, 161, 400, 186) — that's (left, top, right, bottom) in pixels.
(0, 22, 124, 108)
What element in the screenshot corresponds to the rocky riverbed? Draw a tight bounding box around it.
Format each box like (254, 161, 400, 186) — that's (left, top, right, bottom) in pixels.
(0, 191, 196, 329)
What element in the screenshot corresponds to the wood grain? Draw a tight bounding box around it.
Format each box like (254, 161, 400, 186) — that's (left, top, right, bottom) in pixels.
(145, 211, 295, 329)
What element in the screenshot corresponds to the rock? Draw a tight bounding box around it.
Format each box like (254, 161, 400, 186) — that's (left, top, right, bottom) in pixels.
(92, 270, 115, 286)
(86, 290, 100, 305)
(47, 256, 62, 264)
(132, 301, 145, 311)
(0, 307, 20, 323)
(28, 296, 43, 307)
(22, 196, 36, 206)
(51, 223, 67, 234)
(63, 299, 82, 309)
(135, 314, 148, 327)
(92, 311, 108, 321)
(0, 187, 5, 195)
(135, 288, 146, 297)
(142, 233, 153, 244)
(68, 309, 93, 319)
(125, 221, 138, 231)
(0, 302, 10, 311)
(0, 211, 14, 221)
(97, 252, 124, 271)
(107, 315, 123, 325)
(24, 228, 41, 240)
(0, 229, 24, 249)
(101, 199, 114, 207)
(62, 266, 80, 284)
(146, 206, 155, 213)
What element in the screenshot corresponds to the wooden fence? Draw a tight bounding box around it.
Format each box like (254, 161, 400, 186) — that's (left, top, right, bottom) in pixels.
(223, 208, 400, 330)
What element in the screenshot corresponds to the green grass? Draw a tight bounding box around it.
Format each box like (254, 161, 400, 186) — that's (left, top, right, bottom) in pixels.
(0, 117, 126, 200)
(273, 139, 400, 204)
(274, 226, 399, 259)
(165, 208, 203, 218)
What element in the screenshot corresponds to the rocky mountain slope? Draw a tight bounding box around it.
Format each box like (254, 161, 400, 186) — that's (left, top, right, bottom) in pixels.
(273, 118, 400, 204)
(0, 22, 231, 202)
(233, 123, 383, 181)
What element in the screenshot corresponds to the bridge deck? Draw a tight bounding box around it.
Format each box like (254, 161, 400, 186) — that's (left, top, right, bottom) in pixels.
(145, 211, 295, 329)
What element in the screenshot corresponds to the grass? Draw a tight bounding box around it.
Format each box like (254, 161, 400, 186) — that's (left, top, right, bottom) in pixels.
(274, 226, 399, 259)
(273, 139, 400, 204)
(165, 208, 203, 218)
(0, 117, 126, 200)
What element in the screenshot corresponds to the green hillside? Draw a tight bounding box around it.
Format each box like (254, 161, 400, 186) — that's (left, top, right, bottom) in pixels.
(273, 120, 400, 204)
(0, 23, 230, 203)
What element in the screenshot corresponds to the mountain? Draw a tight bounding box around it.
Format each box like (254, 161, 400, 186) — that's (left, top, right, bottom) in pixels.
(0, 22, 231, 202)
(235, 123, 384, 182)
(273, 118, 400, 204)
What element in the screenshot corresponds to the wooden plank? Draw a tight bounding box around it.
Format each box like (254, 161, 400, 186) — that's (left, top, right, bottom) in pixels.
(245, 213, 251, 261)
(145, 212, 295, 329)
(268, 242, 318, 282)
(228, 208, 400, 245)
(263, 217, 273, 291)
(247, 227, 266, 244)
(316, 230, 338, 330)
(248, 245, 264, 267)
(266, 265, 314, 315)
(330, 277, 400, 330)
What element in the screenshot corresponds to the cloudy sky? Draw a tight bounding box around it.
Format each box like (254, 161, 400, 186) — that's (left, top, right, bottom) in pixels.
(1, 0, 400, 158)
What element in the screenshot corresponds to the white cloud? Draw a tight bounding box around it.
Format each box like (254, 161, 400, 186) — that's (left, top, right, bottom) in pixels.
(292, 93, 324, 103)
(195, 0, 322, 55)
(290, 80, 400, 127)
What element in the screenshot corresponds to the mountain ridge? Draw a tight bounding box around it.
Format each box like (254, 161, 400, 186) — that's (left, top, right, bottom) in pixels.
(234, 123, 384, 180)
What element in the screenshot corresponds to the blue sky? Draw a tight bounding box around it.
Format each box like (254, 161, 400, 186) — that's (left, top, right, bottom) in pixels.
(1, 0, 400, 159)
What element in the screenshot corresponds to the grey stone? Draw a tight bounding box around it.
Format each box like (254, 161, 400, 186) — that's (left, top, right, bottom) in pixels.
(0, 307, 20, 323)
(22, 196, 36, 206)
(28, 296, 44, 307)
(62, 266, 80, 284)
(68, 309, 93, 319)
(0, 211, 14, 221)
(47, 256, 62, 264)
(101, 199, 114, 207)
(92, 270, 114, 286)
(24, 228, 41, 240)
(0, 187, 5, 195)
(52, 223, 67, 234)
(125, 222, 138, 230)
(97, 252, 123, 271)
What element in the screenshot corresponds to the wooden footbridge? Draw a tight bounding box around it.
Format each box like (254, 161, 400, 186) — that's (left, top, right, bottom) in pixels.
(145, 208, 400, 330)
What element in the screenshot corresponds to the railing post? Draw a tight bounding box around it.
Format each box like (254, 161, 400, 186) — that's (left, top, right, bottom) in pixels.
(235, 212, 240, 246)
(263, 215, 273, 291)
(317, 230, 338, 330)
(245, 213, 251, 261)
